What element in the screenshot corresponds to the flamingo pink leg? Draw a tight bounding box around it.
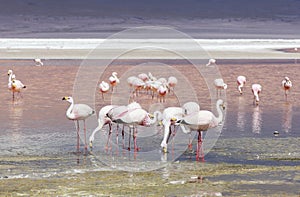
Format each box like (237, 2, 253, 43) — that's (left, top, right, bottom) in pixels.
(84, 120, 88, 151)
(128, 128, 131, 151)
(106, 124, 112, 150)
(133, 127, 139, 151)
(196, 131, 204, 162)
(76, 120, 80, 153)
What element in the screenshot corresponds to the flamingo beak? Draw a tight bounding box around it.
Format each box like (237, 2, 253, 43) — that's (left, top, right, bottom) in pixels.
(62, 96, 68, 100)
(158, 120, 163, 126)
(162, 147, 168, 153)
(171, 117, 177, 121)
(221, 104, 226, 110)
(12, 81, 17, 88)
(148, 113, 154, 119)
(89, 141, 93, 149)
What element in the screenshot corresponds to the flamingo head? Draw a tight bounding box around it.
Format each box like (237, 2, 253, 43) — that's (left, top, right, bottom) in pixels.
(223, 83, 228, 90)
(11, 74, 16, 80)
(7, 69, 13, 76)
(62, 96, 73, 104)
(162, 146, 168, 153)
(285, 76, 290, 81)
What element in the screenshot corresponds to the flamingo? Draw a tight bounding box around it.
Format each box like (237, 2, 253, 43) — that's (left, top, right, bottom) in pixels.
(62, 96, 94, 152)
(89, 104, 117, 150)
(7, 70, 26, 101)
(252, 84, 262, 105)
(206, 58, 216, 66)
(214, 78, 227, 97)
(157, 84, 168, 103)
(160, 102, 200, 153)
(34, 58, 44, 66)
(237, 76, 247, 95)
(167, 76, 178, 93)
(99, 81, 110, 99)
(109, 72, 120, 92)
(281, 77, 292, 101)
(179, 99, 225, 160)
(138, 73, 149, 82)
(108, 103, 161, 151)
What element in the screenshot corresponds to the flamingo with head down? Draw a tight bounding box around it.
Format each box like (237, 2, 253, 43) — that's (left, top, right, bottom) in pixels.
(109, 72, 120, 92)
(252, 84, 262, 106)
(237, 76, 246, 95)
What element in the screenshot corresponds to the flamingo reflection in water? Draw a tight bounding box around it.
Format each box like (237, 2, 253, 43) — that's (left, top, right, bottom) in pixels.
(252, 106, 262, 134)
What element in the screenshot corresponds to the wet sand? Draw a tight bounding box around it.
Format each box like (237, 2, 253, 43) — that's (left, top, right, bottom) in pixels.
(0, 59, 300, 196)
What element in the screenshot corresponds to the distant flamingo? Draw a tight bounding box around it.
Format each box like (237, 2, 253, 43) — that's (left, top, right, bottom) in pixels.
(109, 72, 120, 92)
(7, 70, 26, 101)
(157, 84, 168, 103)
(62, 96, 94, 152)
(281, 77, 292, 101)
(179, 99, 225, 161)
(138, 73, 149, 82)
(237, 76, 247, 95)
(252, 84, 262, 105)
(206, 58, 216, 66)
(99, 81, 110, 99)
(34, 58, 44, 66)
(167, 76, 178, 93)
(214, 78, 227, 97)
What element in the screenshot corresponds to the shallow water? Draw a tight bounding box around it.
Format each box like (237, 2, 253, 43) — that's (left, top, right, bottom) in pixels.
(0, 60, 299, 196)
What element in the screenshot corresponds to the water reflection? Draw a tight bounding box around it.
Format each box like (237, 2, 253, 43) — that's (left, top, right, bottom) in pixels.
(282, 103, 293, 133)
(252, 106, 262, 134)
(8, 102, 24, 139)
(237, 97, 246, 132)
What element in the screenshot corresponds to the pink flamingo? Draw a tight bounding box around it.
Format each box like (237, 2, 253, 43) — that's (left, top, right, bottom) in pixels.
(252, 84, 262, 105)
(282, 77, 292, 101)
(237, 76, 246, 95)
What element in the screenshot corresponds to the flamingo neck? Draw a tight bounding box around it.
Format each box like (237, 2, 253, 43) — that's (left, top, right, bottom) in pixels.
(66, 101, 75, 119)
(215, 101, 224, 124)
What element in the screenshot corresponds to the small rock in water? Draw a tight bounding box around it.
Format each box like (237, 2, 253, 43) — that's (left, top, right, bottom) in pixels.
(274, 131, 279, 136)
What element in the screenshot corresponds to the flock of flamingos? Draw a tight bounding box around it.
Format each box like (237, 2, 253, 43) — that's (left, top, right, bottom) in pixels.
(7, 59, 293, 160)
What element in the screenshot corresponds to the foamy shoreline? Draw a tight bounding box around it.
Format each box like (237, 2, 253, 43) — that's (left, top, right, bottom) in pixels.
(0, 39, 299, 59)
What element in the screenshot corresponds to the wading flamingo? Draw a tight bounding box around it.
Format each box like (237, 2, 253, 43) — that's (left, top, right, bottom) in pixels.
(99, 81, 110, 99)
(214, 78, 227, 97)
(89, 105, 117, 150)
(206, 58, 216, 66)
(157, 84, 168, 103)
(62, 96, 94, 152)
(281, 77, 292, 101)
(167, 76, 178, 93)
(237, 76, 246, 95)
(179, 99, 225, 161)
(160, 102, 200, 153)
(109, 72, 120, 92)
(8, 70, 26, 101)
(252, 84, 262, 105)
(108, 103, 161, 151)
(34, 58, 44, 66)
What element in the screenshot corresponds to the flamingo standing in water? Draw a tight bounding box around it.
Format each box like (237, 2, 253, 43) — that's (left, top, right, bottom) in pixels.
(281, 77, 292, 101)
(157, 84, 168, 103)
(109, 72, 120, 92)
(252, 84, 262, 105)
(214, 78, 227, 97)
(34, 58, 44, 66)
(160, 102, 200, 153)
(237, 76, 246, 95)
(167, 76, 178, 93)
(206, 58, 216, 66)
(99, 81, 110, 99)
(108, 102, 161, 151)
(179, 99, 225, 161)
(7, 70, 26, 101)
(62, 96, 94, 152)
